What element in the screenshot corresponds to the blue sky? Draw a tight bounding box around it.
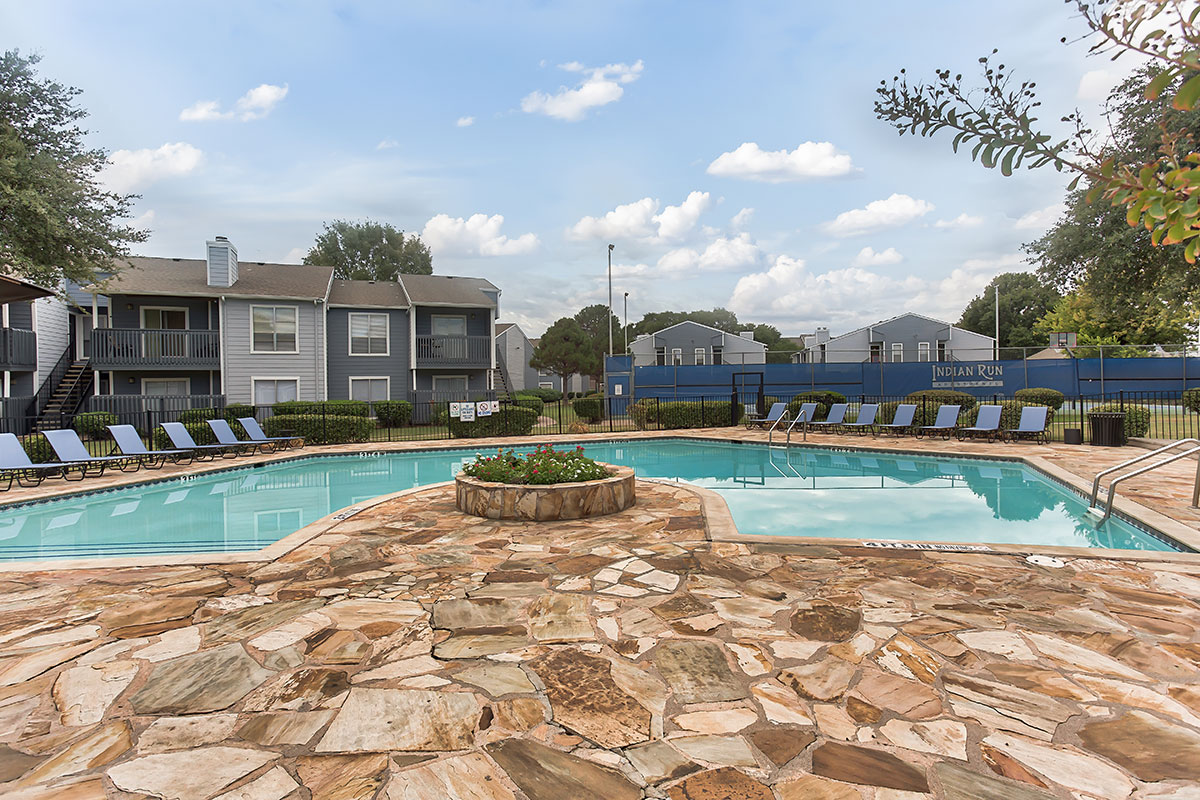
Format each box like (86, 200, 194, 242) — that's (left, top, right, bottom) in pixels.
(8, 1, 1131, 336)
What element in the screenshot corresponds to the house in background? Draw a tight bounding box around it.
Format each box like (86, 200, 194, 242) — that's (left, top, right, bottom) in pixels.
(630, 320, 767, 367)
(792, 313, 996, 364)
(0, 275, 70, 429)
(494, 322, 589, 395)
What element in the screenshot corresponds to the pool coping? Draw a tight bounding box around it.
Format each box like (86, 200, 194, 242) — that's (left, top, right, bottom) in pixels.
(3, 431, 1199, 571)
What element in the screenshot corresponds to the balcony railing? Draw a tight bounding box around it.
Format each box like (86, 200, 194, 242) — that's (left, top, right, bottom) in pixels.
(414, 334, 492, 368)
(91, 328, 220, 369)
(0, 327, 36, 371)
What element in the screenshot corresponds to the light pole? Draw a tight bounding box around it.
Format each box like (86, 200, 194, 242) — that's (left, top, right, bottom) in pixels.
(623, 292, 629, 353)
(607, 244, 615, 359)
(994, 283, 1000, 361)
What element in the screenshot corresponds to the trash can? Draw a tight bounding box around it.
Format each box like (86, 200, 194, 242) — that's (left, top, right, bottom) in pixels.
(1088, 411, 1126, 447)
(1063, 428, 1082, 445)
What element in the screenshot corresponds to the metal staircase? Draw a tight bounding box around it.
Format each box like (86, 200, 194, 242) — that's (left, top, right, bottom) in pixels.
(33, 360, 93, 431)
(493, 343, 514, 397)
(1087, 438, 1200, 524)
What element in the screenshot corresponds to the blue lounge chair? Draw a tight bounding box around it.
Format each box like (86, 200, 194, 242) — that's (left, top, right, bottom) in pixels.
(809, 403, 848, 432)
(745, 402, 789, 430)
(238, 417, 303, 450)
(1004, 406, 1050, 444)
(0, 433, 77, 489)
(43, 429, 139, 475)
(957, 405, 1003, 442)
(106, 424, 192, 468)
(842, 403, 879, 435)
(160, 422, 239, 460)
(207, 419, 267, 454)
(792, 402, 819, 426)
(878, 403, 917, 436)
(916, 404, 961, 439)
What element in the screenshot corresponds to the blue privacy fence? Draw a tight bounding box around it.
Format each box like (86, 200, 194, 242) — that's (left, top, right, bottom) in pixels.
(605, 355, 1200, 400)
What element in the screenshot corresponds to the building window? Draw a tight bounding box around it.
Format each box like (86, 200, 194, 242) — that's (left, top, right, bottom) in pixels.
(142, 378, 190, 396)
(251, 306, 298, 353)
(869, 343, 883, 363)
(712, 346, 723, 365)
(892, 342, 903, 363)
(694, 348, 706, 366)
(655, 347, 666, 366)
(349, 377, 389, 402)
(538, 369, 550, 377)
(671, 348, 683, 365)
(431, 375, 468, 394)
(937, 341, 948, 362)
(349, 313, 388, 355)
(918, 342, 930, 362)
(252, 378, 299, 405)
(431, 315, 467, 336)
(538, 381, 554, 389)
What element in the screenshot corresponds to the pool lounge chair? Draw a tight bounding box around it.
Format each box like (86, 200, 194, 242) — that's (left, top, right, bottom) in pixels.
(106, 424, 193, 468)
(160, 422, 240, 460)
(238, 417, 304, 450)
(877, 403, 917, 436)
(841, 403, 879, 436)
(791, 402, 819, 426)
(0, 433, 79, 489)
(916, 404, 961, 439)
(809, 403, 849, 433)
(207, 419, 269, 454)
(43, 429, 140, 475)
(1003, 406, 1050, 444)
(956, 405, 1003, 442)
(745, 402, 789, 430)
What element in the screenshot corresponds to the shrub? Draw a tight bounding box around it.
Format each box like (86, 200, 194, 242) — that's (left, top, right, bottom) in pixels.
(572, 396, 605, 423)
(461, 444, 610, 485)
(1092, 403, 1151, 438)
(180, 405, 255, 426)
(568, 420, 590, 434)
(629, 398, 656, 430)
(905, 389, 978, 413)
(449, 406, 538, 438)
(656, 400, 744, 429)
(72, 411, 118, 437)
(1014, 388, 1066, 410)
(20, 434, 54, 463)
(786, 391, 847, 422)
(373, 401, 413, 427)
(153, 421, 218, 449)
(516, 388, 563, 403)
(877, 401, 902, 425)
(1184, 388, 1200, 414)
(272, 400, 370, 417)
(262, 413, 373, 445)
(512, 396, 545, 417)
(225, 403, 255, 420)
(997, 400, 1056, 431)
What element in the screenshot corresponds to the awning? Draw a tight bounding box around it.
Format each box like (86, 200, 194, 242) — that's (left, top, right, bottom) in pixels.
(0, 274, 54, 304)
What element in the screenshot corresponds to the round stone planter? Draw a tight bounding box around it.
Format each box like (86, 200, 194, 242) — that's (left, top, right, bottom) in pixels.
(455, 463, 635, 521)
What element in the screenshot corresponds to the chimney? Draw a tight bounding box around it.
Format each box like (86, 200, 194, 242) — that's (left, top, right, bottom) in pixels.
(816, 326, 830, 344)
(206, 237, 239, 287)
(738, 330, 755, 340)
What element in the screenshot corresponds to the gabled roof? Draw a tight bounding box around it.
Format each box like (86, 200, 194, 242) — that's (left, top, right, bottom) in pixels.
(88, 257, 335, 301)
(644, 319, 767, 349)
(397, 274, 499, 307)
(495, 322, 522, 338)
(0, 274, 54, 305)
(811, 312, 995, 347)
(328, 279, 409, 308)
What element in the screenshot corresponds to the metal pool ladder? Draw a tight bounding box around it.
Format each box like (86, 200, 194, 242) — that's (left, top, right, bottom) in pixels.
(768, 409, 810, 448)
(1087, 438, 1200, 524)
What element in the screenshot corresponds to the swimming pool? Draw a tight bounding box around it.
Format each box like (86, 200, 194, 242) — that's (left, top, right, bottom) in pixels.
(0, 439, 1184, 561)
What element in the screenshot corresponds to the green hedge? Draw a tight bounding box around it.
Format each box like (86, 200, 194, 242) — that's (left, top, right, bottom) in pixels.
(629, 398, 655, 430)
(513, 396, 545, 417)
(1014, 388, 1065, 410)
(72, 412, 118, 437)
(572, 396, 605, 423)
(19, 434, 54, 464)
(656, 400, 744, 429)
(1184, 388, 1200, 414)
(373, 401, 412, 427)
(179, 404, 254, 425)
(786, 391, 847, 422)
(449, 406, 538, 438)
(997, 401, 1056, 431)
(906, 389, 979, 413)
(516, 388, 563, 402)
(263, 414, 373, 445)
(153, 421, 219, 449)
(272, 400, 370, 417)
(1092, 403, 1151, 438)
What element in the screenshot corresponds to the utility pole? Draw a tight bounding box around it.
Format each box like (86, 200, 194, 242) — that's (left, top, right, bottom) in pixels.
(623, 292, 629, 353)
(607, 244, 615, 359)
(994, 283, 1000, 361)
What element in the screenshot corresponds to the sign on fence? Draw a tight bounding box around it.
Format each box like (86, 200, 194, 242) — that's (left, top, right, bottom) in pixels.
(477, 401, 492, 417)
(931, 363, 1004, 389)
(449, 402, 461, 418)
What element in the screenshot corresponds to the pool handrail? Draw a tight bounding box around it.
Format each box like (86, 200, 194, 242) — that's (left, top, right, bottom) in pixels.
(784, 405, 814, 447)
(1088, 437, 1200, 524)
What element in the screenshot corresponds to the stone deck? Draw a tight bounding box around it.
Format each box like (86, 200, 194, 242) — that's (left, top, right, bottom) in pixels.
(0, 431, 1198, 798)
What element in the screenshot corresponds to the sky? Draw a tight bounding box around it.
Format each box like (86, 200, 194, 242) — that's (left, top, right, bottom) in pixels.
(6, 0, 1137, 337)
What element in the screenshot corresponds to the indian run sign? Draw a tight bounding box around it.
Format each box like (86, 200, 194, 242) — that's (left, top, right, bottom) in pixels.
(931, 363, 1003, 389)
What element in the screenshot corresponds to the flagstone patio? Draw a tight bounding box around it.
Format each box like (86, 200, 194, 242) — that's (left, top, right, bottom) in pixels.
(0, 429, 1199, 799)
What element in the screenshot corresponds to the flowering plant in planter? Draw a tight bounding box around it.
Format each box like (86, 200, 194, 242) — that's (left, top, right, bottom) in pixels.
(461, 444, 611, 485)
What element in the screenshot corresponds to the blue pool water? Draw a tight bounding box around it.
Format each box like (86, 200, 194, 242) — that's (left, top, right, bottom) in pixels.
(0, 439, 1182, 560)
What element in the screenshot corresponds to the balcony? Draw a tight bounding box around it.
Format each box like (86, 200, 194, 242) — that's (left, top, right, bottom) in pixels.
(0, 328, 36, 371)
(414, 334, 492, 368)
(91, 328, 220, 370)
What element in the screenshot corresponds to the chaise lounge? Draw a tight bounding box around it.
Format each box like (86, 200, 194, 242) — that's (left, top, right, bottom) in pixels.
(43, 429, 140, 475)
(0, 433, 79, 489)
(744, 402, 789, 430)
(160, 422, 241, 460)
(841, 403, 879, 436)
(956, 405, 1002, 443)
(877, 403, 917, 436)
(916, 404, 960, 439)
(1003, 406, 1051, 444)
(107, 424, 193, 468)
(809, 403, 849, 433)
(238, 417, 304, 450)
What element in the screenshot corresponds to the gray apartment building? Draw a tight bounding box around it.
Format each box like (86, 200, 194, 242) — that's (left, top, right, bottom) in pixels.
(495, 322, 589, 395)
(630, 320, 767, 367)
(792, 312, 996, 364)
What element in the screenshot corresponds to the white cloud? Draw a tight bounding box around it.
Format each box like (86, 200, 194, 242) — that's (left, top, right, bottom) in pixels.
(1014, 203, 1066, 231)
(731, 207, 755, 229)
(180, 83, 288, 122)
(933, 213, 984, 229)
(456, 116, 475, 127)
(1077, 69, 1119, 102)
(284, 247, 308, 264)
(656, 233, 763, 276)
(131, 210, 155, 232)
(822, 193, 934, 237)
(520, 60, 643, 121)
(376, 139, 399, 150)
(569, 191, 710, 243)
(908, 253, 1031, 321)
(104, 142, 203, 193)
(850, 246, 902, 267)
(653, 191, 712, 241)
(706, 141, 857, 182)
(421, 213, 539, 256)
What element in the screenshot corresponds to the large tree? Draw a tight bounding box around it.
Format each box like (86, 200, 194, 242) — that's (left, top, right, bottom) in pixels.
(303, 219, 432, 280)
(0, 50, 145, 288)
(631, 307, 742, 337)
(530, 317, 598, 386)
(748, 323, 801, 363)
(958, 272, 1062, 349)
(573, 304, 622, 381)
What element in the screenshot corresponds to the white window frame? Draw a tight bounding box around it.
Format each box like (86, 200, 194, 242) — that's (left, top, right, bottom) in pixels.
(348, 312, 389, 356)
(348, 376, 390, 402)
(249, 305, 300, 355)
(671, 348, 683, 366)
(538, 381, 554, 389)
(431, 374, 469, 393)
(430, 314, 467, 337)
(140, 305, 189, 330)
(251, 376, 300, 406)
(141, 377, 192, 396)
(892, 342, 903, 363)
(694, 348, 706, 366)
(538, 369, 551, 377)
(918, 342, 931, 362)
(711, 346, 723, 365)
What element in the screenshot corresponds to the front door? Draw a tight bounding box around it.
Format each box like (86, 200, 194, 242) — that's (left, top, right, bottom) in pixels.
(142, 308, 187, 359)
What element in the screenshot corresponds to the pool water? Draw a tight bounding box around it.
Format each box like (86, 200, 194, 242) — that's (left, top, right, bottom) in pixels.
(0, 439, 1182, 561)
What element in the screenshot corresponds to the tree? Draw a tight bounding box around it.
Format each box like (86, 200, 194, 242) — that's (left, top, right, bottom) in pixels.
(530, 317, 598, 386)
(0, 50, 145, 288)
(573, 304, 621, 382)
(303, 219, 432, 280)
(748, 323, 801, 363)
(873, 1, 1200, 261)
(631, 308, 742, 337)
(958, 272, 1062, 349)
(1033, 285, 1193, 345)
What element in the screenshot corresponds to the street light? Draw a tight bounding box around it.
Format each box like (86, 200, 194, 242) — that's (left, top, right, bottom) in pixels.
(623, 292, 629, 353)
(607, 244, 615, 359)
(994, 283, 1000, 361)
